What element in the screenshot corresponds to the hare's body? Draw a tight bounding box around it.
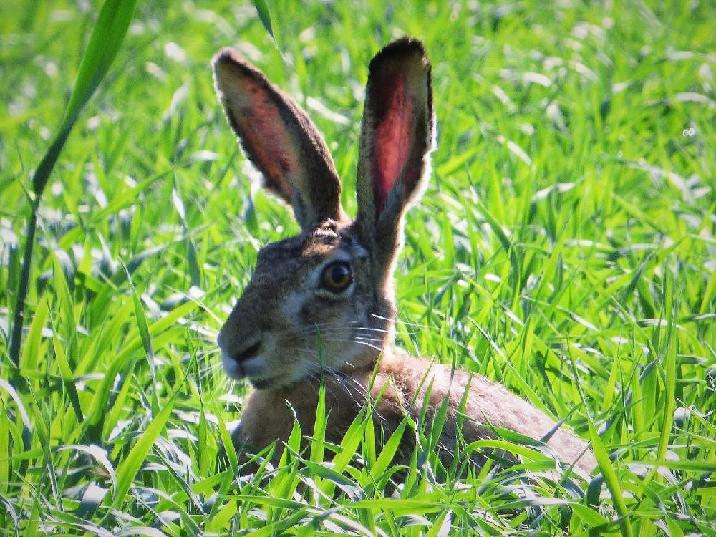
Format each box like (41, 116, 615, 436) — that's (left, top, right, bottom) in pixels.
(236, 353, 595, 472)
(213, 39, 596, 475)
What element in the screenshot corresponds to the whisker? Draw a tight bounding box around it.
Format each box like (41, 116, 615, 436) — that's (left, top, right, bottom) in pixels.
(307, 326, 389, 334)
(307, 337, 385, 352)
(308, 326, 418, 338)
(352, 340, 384, 351)
(198, 361, 224, 380)
(298, 318, 422, 341)
(327, 372, 370, 405)
(199, 363, 221, 377)
(371, 313, 428, 329)
(313, 336, 384, 344)
(318, 326, 389, 334)
(297, 331, 385, 345)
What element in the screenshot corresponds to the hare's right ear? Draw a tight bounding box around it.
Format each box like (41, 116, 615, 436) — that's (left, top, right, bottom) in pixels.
(213, 49, 344, 230)
(355, 39, 434, 289)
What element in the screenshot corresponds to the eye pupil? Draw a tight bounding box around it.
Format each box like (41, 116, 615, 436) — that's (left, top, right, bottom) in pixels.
(321, 261, 352, 292)
(331, 265, 348, 282)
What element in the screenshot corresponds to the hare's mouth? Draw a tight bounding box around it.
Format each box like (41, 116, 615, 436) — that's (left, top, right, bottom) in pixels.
(221, 340, 267, 380)
(221, 337, 294, 389)
(250, 377, 278, 389)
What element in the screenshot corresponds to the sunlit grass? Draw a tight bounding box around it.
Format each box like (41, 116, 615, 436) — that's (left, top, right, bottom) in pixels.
(1, 0, 714, 535)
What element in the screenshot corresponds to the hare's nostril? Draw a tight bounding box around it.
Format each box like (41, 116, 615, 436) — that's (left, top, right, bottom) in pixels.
(232, 341, 261, 363)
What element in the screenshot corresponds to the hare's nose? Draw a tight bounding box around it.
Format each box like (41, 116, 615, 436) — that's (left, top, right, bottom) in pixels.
(229, 340, 262, 364)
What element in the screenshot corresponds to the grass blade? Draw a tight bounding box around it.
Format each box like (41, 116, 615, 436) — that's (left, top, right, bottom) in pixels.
(8, 0, 138, 367)
(252, 0, 276, 42)
(589, 421, 633, 537)
(655, 271, 677, 467)
(111, 389, 177, 507)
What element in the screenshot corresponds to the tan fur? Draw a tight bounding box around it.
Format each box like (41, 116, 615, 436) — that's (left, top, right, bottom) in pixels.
(214, 38, 596, 476)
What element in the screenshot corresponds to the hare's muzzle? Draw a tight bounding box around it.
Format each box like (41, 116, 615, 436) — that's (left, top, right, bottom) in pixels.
(218, 324, 265, 378)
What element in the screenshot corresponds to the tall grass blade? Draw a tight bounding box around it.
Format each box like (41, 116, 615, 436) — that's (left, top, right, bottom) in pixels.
(655, 270, 677, 467)
(8, 0, 138, 367)
(589, 421, 633, 537)
(111, 389, 177, 507)
(252, 0, 276, 41)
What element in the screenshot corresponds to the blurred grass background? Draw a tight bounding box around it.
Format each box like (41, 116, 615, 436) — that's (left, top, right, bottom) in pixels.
(1, 0, 714, 534)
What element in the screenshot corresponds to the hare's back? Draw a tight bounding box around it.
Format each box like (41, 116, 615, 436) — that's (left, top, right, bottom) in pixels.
(375, 353, 596, 472)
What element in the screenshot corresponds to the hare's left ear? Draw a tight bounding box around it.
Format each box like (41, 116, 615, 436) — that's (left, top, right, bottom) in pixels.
(213, 49, 344, 230)
(355, 38, 434, 283)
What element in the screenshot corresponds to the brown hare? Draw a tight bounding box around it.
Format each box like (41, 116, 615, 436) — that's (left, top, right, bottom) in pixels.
(213, 38, 596, 474)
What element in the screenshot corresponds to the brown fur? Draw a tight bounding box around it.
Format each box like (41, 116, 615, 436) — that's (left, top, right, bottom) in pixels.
(213, 38, 596, 476)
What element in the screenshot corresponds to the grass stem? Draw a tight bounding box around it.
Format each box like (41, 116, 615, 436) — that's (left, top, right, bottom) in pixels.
(9, 197, 39, 367)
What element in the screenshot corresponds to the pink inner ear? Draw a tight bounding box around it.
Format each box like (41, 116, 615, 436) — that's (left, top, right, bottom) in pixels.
(231, 78, 300, 201)
(372, 74, 414, 213)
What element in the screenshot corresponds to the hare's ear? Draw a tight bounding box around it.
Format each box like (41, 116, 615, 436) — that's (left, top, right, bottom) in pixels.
(213, 49, 344, 230)
(355, 39, 434, 283)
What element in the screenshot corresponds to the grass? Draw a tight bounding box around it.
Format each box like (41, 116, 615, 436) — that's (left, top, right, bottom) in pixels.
(1, 0, 715, 534)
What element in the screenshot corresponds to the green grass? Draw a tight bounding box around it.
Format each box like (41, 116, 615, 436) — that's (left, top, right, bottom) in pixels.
(1, 0, 715, 534)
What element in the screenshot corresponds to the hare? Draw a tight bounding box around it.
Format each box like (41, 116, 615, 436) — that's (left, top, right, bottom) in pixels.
(213, 38, 596, 474)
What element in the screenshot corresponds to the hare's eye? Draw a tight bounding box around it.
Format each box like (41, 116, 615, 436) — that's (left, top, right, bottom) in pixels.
(320, 261, 352, 293)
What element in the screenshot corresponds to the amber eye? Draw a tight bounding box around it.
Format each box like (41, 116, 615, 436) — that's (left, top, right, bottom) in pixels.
(320, 261, 353, 293)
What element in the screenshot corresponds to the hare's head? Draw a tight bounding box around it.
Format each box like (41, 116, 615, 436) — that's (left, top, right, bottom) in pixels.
(214, 39, 433, 389)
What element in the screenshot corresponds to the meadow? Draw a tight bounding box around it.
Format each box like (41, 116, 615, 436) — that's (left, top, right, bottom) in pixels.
(1, 0, 715, 534)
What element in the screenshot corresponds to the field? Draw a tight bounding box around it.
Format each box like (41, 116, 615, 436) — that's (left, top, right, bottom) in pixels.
(1, 0, 715, 534)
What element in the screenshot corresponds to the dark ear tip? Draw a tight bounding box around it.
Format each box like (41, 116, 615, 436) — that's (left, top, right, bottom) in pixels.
(370, 37, 430, 71)
(212, 47, 255, 77)
(213, 47, 239, 67)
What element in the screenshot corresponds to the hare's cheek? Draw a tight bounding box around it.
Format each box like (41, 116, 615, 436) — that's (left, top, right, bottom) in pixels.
(298, 298, 353, 328)
(280, 290, 309, 326)
(298, 301, 321, 326)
